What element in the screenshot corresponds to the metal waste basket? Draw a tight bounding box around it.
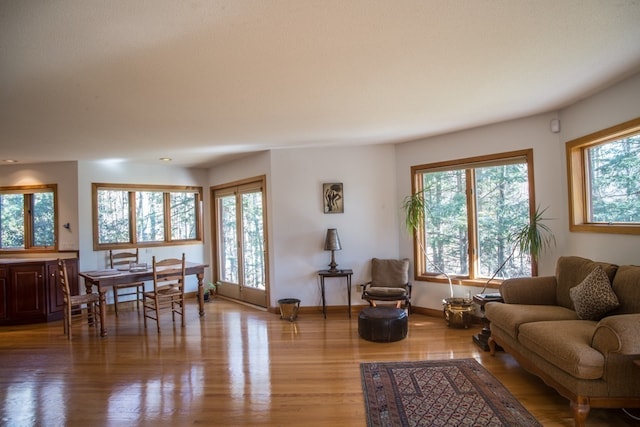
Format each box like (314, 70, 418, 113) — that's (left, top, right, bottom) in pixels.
(278, 298, 300, 322)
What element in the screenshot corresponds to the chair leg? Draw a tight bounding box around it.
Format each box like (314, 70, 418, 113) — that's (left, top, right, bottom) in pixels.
(156, 300, 161, 333)
(154, 296, 161, 333)
(136, 285, 142, 310)
(143, 295, 148, 329)
(91, 302, 99, 331)
(64, 306, 71, 339)
(92, 302, 101, 334)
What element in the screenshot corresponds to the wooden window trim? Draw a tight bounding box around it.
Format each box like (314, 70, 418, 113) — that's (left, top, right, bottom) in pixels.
(410, 149, 536, 287)
(92, 183, 203, 250)
(0, 184, 58, 253)
(566, 117, 640, 235)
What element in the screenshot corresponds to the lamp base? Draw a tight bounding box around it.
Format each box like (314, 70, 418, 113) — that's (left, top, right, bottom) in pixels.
(328, 250, 339, 272)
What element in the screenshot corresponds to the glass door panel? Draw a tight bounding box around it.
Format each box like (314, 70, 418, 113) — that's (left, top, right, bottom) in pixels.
(213, 178, 268, 308)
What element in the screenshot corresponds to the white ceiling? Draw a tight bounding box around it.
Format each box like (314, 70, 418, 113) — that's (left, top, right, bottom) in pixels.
(2, 0, 640, 168)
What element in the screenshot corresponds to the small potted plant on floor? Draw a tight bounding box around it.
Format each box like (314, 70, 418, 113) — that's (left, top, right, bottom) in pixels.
(203, 281, 220, 302)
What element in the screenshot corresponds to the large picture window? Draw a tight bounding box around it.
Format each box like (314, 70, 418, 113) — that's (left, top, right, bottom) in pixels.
(411, 150, 536, 285)
(93, 183, 203, 250)
(567, 117, 640, 234)
(0, 184, 57, 252)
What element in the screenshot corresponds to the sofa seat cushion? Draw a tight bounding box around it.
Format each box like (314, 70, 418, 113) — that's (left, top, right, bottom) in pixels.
(518, 320, 604, 379)
(486, 302, 578, 340)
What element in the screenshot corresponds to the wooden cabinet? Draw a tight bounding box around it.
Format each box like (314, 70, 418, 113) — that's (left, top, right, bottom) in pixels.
(0, 267, 8, 321)
(0, 258, 78, 325)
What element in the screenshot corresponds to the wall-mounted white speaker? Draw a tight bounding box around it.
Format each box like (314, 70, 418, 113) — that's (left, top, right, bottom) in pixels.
(550, 118, 561, 133)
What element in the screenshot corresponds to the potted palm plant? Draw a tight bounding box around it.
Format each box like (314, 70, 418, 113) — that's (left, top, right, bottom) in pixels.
(402, 191, 555, 327)
(402, 191, 455, 297)
(480, 205, 556, 293)
(402, 191, 473, 327)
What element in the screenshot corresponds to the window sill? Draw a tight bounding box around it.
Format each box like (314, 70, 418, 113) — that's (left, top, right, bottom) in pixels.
(414, 275, 502, 290)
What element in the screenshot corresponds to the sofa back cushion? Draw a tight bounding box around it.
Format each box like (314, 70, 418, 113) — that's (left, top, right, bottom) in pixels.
(610, 265, 640, 314)
(555, 256, 618, 310)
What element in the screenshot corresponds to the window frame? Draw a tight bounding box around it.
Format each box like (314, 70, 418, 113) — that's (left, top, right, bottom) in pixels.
(211, 175, 269, 308)
(566, 117, 640, 235)
(0, 184, 58, 253)
(92, 183, 203, 250)
(410, 149, 537, 288)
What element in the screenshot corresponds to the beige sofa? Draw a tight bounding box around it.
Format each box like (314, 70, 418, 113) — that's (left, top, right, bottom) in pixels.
(485, 256, 640, 427)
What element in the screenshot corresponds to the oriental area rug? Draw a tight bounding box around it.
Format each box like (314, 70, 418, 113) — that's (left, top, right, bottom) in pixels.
(360, 358, 541, 427)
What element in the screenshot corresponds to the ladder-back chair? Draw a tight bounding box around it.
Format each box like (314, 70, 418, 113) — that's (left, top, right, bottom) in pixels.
(57, 259, 101, 340)
(109, 249, 145, 317)
(143, 254, 186, 333)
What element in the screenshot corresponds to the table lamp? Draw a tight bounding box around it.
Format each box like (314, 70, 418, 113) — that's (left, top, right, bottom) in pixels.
(324, 228, 342, 272)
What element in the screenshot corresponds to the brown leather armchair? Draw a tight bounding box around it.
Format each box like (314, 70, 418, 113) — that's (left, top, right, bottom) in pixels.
(361, 258, 411, 313)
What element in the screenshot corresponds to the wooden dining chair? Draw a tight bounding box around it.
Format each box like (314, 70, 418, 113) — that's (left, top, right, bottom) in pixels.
(57, 259, 101, 340)
(143, 254, 186, 333)
(109, 249, 145, 317)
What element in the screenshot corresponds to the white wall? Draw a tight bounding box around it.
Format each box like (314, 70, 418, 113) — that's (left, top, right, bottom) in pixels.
(395, 112, 566, 310)
(558, 72, 640, 264)
(210, 145, 398, 309)
(395, 71, 640, 311)
(0, 161, 79, 253)
(77, 161, 209, 296)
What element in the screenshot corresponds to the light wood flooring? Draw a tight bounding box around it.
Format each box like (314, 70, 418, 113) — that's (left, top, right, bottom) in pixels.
(0, 298, 637, 426)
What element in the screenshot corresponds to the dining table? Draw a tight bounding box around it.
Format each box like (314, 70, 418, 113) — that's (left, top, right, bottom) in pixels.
(79, 261, 208, 336)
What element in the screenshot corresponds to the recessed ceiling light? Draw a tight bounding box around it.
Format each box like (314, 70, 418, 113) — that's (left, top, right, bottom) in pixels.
(159, 157, 172, 162)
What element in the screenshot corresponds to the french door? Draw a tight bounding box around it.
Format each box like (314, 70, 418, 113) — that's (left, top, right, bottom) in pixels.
(212, 177, 268, 308)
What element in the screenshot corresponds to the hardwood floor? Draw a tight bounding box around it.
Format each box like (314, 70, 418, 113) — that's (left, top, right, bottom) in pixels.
(0, 298, 637, 426)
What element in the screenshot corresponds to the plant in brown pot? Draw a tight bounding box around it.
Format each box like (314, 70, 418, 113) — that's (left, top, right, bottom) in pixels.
(403, 191, 473, 326)
(402, 191, 555, 327)
(203, 281, 220, 302)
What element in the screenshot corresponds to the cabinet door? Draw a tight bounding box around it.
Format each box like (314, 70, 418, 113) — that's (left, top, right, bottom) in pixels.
(9, 264, 46, 321)
(0, 267, 7, 320)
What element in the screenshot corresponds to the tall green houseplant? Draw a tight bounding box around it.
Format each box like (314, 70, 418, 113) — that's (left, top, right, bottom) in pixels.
(482, 205, 556, 291)
(402, 191, 456, 298)
(402, 191, 556, 295)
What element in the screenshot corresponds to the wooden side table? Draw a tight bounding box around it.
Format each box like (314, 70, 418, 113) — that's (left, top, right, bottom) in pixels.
(318, 269, 353, 318)
(472, 293, 503, 351)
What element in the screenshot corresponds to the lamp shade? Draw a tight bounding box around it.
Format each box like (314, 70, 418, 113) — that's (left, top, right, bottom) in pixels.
(324, 228, 342, 251)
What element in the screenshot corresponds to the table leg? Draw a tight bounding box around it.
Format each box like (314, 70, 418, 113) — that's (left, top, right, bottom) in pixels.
(347, 276, 351, 318)
(197, 272, 205, 316)
(321, 277, 326, 319)
(98, 289, 107, 337)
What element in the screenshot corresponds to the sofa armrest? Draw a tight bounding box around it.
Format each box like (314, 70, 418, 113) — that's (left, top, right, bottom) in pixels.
(499, 276, 557, 305)
(592, 314, 640, 355)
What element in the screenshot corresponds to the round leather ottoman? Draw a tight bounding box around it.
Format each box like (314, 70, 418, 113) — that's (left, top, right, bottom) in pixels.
(358, 306, 408, 342)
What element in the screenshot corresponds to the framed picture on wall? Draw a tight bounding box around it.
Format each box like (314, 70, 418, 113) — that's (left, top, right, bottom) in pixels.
(323, 183, 344, 214)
